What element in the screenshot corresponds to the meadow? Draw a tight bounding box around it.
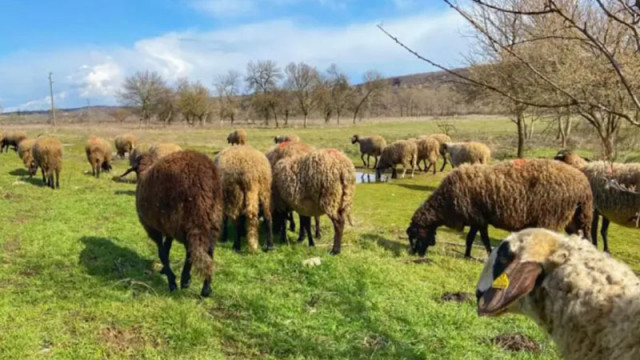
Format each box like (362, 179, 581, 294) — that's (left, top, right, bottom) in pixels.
(2, 116, 640, 359)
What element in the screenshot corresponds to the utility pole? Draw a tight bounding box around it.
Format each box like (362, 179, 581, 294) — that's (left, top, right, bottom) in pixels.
(48, 72, 56, 126)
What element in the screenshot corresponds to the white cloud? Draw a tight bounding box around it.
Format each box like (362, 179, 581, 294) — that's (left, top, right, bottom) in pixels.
(191, 0, 353, 18)
(0, 10, 471, 110)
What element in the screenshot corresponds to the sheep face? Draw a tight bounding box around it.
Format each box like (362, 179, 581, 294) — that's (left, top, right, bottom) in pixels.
(101, 161, 112, 173)
(227, 135, 232, 144)
(351, 135, 359, 144)
(476, 229, 561, 317)
(28, 159, 38, 177)
(406, 222, 436, 257)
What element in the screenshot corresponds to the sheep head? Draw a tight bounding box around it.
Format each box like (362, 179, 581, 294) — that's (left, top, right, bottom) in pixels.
(476, 228, 568, 317)
(351, 135, 359, 144)
(27, 159, 38, 177)
(406, 221, 436, 257)
(553, 149, 588, 169)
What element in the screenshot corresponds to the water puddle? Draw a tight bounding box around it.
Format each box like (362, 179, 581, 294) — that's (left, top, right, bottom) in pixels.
(355, 171, 388, 184)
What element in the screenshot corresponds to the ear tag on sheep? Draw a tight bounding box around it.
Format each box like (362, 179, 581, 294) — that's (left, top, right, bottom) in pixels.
(492, 273, 509, 289)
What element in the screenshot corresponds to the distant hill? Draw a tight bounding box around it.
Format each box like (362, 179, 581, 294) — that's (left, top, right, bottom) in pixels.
(386, 68, 470, 89)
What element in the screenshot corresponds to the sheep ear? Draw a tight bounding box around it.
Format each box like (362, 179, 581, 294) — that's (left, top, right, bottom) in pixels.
(477, 261, 542, 316)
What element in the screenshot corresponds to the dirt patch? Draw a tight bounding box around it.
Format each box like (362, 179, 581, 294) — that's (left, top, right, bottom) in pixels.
(19, 268, 40, 277)
(491, 334, 540, 353)
(2, 191, 23, 201)
(441, 292, 472, 303)
(100, 325, 163, 355)
(2, 239, 21, 254)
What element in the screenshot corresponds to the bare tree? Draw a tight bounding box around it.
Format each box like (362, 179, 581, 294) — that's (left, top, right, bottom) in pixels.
(117, 71, 167, 126)
(245, 60, 283, 127)
(110, 108, 132, 124)
(326, 64, 352, 124)
(155, 86, 177, 126)
(285, 62, 320, 128)
(213, 70, 242, 124)
(176, 79, 212, 126)
(352, 71, 387, 124)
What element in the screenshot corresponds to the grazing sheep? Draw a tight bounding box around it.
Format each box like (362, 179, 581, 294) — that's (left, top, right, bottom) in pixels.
(32, 136, 63, 189)
(17, 138, 37, 176)
(214, 145, 273, 252)
(114, 133, 137, 158)
(121, 143, 180, 180)
(351, 134, 387, 168)
(476, 228, 640, 360)
(555, 149, 640, 252)
(149, 143, 182, 161)
(85, 137, 113, 178)
(274, 135, 300, 144)
(1, 131, 27, 153)
(135, 150, 223, 297)
(442, 141, 491, 168)
(424, 134, 452, 172)
(129, 143, 151, 168)
(273, 148, 355, 254)
(375, 140, 417, 179)
(407, 159, 593, 257)
(266, 141, 322, 239)
(412, 137, 439, 174)
(227, 129, 247, 146)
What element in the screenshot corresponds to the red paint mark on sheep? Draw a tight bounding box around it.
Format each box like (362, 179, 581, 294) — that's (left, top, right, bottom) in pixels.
(324, 148, 341, 157)
(513, 159, 526, 167)
(278, 141, 291, 149)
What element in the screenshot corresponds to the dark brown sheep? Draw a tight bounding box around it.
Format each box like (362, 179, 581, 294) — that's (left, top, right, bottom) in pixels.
(85, 137, 113, 178)
(114, 133, 137, 158)
(407, 159, 593, 257)
(1, 131, 27, 153)
(134, 150, 223, 297)
(32, 136, 63, 189)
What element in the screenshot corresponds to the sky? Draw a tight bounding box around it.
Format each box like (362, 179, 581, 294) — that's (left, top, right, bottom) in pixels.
(0, 0, 472, 112)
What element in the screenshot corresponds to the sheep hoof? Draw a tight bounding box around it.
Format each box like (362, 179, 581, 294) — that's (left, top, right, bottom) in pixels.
(232, 246, 241, 253)
(168, 283, 178, 292)
(200, 286, 212, 298)
(180, 280, 191, 289)
(330, 249, 340, 255)
(264, 245, 275, 252)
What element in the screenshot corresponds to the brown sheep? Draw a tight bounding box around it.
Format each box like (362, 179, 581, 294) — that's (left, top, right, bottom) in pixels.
(17, 138, 37, 176)
(274, 135, 301, 144)
(351, 134, 387, 168)
(555, 149, 640, 252)
(375, 140, 417, 180)
(129, 143, 151, 168)
(85, 137, 113, 178)
(265, 141, 321, 240)
(442, 141, 491, 167)
(121, 143, 181, 179)
(114, 133, 137, 158)
(227, 129, 247, 145)
(214, 145, 273, 252)
(1, 131, 27, 153)
(424, 133, 452, 171)
(134, 150, 223, 297)
(407, 159, 593, 257)
(412, 137, 440, 174)
(273, 148, 356, 254)
(32, 136, 63, 189)
(149, 143, 182, 161)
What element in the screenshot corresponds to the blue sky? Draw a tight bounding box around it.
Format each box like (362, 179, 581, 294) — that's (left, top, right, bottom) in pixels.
(0, 0, 470, 111)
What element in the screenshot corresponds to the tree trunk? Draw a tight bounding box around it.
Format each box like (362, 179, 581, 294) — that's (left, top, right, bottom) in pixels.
(516, 111, 525, 159)
(336, 111, 341, 125)
(303, 113, 308, 128)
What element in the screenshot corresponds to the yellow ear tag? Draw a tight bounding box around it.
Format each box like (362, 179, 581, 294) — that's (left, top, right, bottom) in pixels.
(492, 273, 510, 289)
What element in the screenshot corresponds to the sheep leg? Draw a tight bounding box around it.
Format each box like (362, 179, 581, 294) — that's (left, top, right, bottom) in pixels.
(431, 160, 436, 175)
(180, 248, 192, 289)
(314, 216, 321, 239)
(440, 154, 448, 172)
(464, 226, 479, 258)
(361, 154, 367, 168)
(591, 211, 600, 249)
(232, 218, 242, 252)
(263, 211, 274, 251)
(400, 166, 407, 179)
(288, 212, 296, 232)
(373, 156, 378, 169)
(479, 226, 492, 255)
(601, 217, 610, 253)
(304, 216, 315, 247)
(330, 214, 345, 255)
(55, 169, 60, 189)
(200, 241, 214, 297)
(391, 168, 397, 179)
(41, 168, 46, 184)
(220, 216, 229, 243)
(297, 214, 306, 243)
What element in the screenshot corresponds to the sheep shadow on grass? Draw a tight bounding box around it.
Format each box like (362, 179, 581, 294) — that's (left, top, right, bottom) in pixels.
(396, 183, 439, 192)
(9, 168, 28, 176)
(361, 233, 406, 256)
(114, 190, 136, 196)
(79, 236, 169, 296)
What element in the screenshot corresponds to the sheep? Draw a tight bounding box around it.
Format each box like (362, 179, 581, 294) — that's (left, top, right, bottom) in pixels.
(214, 145, 273, 252)
(266, 141, 321, 239)
(85, 137, 113, 178)
(476, 228, 640, 360)
(375, 140, 417, 180)
(1, 131, 27, 153)
(351, 134, 387, 168)
(120, 143, 181, 180)
(129, 143, 151, 169)
(32, 136, 63, 189)
(424, 133, 452, 171)
(149, 143, 182, 161)
(554, 149, 640, 252)
(411, 137, 439, 174)
(442, 141, 491, 168)
(273, 148, 355, 254)
(134, 150, 223, 297)
(406, 159, 593, 257)
(17, 138, 37, 176)
(274, 135, 300, 144)
(114, 133, 137, 158)
(227, 129, 247, 146)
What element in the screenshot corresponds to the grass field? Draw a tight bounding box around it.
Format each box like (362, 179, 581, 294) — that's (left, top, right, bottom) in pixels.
(2, 117, 640, 359)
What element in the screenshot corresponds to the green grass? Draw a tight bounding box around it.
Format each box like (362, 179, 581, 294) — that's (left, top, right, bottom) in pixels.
(2, 117, 640, 359)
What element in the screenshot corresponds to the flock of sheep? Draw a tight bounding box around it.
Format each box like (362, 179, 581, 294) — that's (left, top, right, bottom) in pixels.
(2, 127, 640, 359)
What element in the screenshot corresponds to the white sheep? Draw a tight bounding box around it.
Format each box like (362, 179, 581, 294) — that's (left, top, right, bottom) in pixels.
(443, 141, 490, 167)
(476, 228, 640, 360)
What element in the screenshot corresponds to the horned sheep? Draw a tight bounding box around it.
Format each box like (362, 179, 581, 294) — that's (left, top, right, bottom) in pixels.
(273, 148, 355, 254)
(407, 159, 593, 257)
(351, 134, 386, 168)
(443, 141, 490, 168)
(32, 136, 63, 189)
(135, 150, 223, 297)
(375, 140, 417, 180)
(477, 228, 640, 360)
(214, 145, 273, 252)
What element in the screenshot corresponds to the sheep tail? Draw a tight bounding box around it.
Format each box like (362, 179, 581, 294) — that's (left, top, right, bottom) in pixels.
(340, 171, 355, 225)
(188, 230, 214, 279)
